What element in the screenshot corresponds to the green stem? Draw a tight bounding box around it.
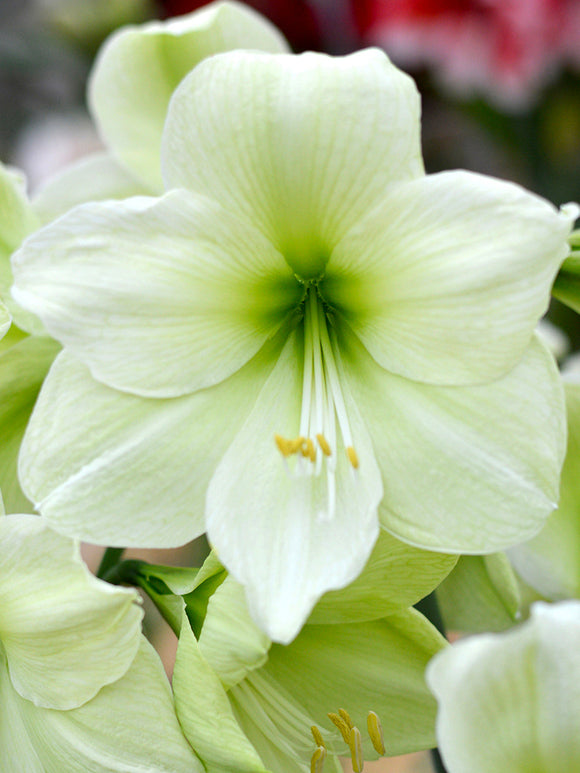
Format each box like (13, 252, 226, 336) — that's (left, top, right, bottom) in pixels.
(96, 547, 125, 579)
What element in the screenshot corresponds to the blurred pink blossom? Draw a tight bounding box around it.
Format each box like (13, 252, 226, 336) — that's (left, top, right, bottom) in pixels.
(356, 0, 573, 110)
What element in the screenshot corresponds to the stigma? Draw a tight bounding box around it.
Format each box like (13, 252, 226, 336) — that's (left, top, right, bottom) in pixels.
(274, 286, 360, 478)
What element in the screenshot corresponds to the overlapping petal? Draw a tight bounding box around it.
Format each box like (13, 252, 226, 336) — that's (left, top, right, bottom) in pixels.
(0, 638, 203, 772)
(89, 1, 289, 190)
(323, 172, 576, 386)
(174, 613, 268, 773)
(206, 331, 383, 643)
(31, 152, 150, 224)
(427, 601, 580, 773)
(12, 191, 299, 397)
(19, 342, 280, 546)
(509, 380, 580, 599)
(307, 528, 456, 625)
(0, 514, 142, 710)
(342, 331, 566, 552)
(0, 163, 42, 335)
(436, 553, 521, 633)
(0, 333, 60, 513)
(238, 607, 445, 761)
(163, 48, 423, 277)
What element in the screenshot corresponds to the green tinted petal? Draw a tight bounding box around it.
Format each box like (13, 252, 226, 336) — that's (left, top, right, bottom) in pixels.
(437, 553, 521, 634)
(244, 607, 445, 761)
(343, 332, 565, 553)
(173, 612, 268, 773)
(32, 152, 150, 223)
(20, 340, 277, 546)
(163, 48, 423, 277)
(199, 577, 271, 689)
(0, 163, 42, 335)
(13, 192, 299, 398)
(89, 0, 289, 190)
(0, 300, 9, 338)
(509, 380, 580, 599)
(0, 637, 203, 772)
(308, 528, 456, 625)
(0, 515, 142, 710)
(324, 173, 575, 386)
(206, 331, 383, 643)
(0, 334, 60, 514)
(427, 601, 580, 773)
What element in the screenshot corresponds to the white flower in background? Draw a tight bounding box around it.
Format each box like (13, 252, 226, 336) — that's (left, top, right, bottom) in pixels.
(12, 47, 575, 641)
(427, 601, 580, 772)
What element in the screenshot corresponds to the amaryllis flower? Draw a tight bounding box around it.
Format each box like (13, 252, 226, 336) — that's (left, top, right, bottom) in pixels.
(12, 48, 575, 641)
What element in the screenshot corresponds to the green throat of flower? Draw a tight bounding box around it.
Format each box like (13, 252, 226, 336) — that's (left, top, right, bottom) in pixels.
(274, 286, 359, 505)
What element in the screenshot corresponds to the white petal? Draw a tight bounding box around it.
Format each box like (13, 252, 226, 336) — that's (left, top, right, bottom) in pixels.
(343, 331, 566, 553)
(324, 172, 576, 385)
(0, 334, 60, 514)
(427, 601, 580, 772)
(0, 638, 203, 772)
(31, 152, 151, 223)
(163, 48, 423, 278)
(173, 613, 268, 773)
(19, 343, 278, 546)
(509, 380, 580, 599)
(0, 515, 142, 709)
(0, 162, 43, 335)
(13, 191, 299, 397)
(206, 331, 383, 643)
(89, 0, 289, 190)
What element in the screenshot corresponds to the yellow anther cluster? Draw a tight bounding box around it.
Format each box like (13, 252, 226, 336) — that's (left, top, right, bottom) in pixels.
(275, 434, 360, 469)
(274, 433, 334, 463)
(311, 707, 385, 773)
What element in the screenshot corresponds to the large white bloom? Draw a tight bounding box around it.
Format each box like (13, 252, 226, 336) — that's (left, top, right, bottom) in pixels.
(12, 48, 575, 642)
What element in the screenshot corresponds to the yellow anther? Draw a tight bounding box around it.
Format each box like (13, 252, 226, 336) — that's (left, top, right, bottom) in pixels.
(316, 433, 332, 456)
(346, 446, 359, 469)
(327, 712, 351, 744)
(348, 726, 364, 773)
(310, 745, 326, 773)
(274, 434, 305, 457)
(367, 711, 386, 755)
(338, 708, 354, 729)
(290, 436, 306, 454)
(300, 437, 317, 462)
(311, 725, 326, 749)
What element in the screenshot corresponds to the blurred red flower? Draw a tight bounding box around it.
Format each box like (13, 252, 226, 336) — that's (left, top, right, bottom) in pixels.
(355, 0, 571, 109)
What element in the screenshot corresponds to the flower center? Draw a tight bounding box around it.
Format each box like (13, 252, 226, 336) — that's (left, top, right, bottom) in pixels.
(274, 286, 359, 488)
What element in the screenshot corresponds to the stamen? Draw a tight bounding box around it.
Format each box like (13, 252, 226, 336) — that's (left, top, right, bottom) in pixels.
(338, 708, 354, 729)
(310, 745, 326, 773)
(301, 437, 316, 462)
(316, 433, 332, 456)
(367, 711, 385, 755)
(346, 446, 359, 469)
(311, 725, 326, 748)
(327, 712, 351, 744)
(348, 727, 364, 773)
